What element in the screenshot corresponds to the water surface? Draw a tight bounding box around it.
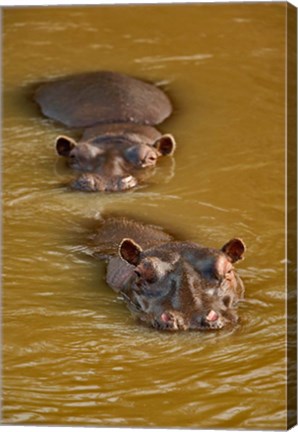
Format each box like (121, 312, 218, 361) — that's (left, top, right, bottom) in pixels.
(2, 3, 287, 429)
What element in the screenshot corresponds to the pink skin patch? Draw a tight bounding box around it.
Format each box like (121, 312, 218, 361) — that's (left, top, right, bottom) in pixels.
(161, 312, 171, 323)
(206, 310, 219, 322)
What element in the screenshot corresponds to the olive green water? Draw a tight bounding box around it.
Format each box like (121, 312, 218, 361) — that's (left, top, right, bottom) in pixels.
(2, 3, 289, 429)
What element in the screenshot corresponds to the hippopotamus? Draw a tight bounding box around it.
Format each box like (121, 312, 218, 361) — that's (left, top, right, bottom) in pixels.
(34, 71, 175, 192)
(90, 217, 246, 331)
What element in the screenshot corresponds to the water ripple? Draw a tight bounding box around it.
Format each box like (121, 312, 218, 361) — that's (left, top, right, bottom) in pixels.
(135, 53, 213, 64)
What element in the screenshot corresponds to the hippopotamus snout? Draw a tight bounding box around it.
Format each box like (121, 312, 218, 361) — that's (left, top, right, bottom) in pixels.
(154, 309, 227, 331)
(71, 173, 138, 192)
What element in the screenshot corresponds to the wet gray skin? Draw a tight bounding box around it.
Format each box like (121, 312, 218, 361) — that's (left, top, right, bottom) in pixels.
(34, 72, 175, 192)
(91, 217, 246, 331)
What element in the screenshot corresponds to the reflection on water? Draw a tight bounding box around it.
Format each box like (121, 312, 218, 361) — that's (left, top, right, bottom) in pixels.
(2, 3, 288, 429)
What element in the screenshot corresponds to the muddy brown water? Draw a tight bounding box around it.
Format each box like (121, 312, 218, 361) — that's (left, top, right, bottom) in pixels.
(2, 3, 290, 429)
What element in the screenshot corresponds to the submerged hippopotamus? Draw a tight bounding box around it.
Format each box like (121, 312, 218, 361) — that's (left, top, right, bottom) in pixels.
(34, 71, 175, 192)
(90, 217, 246, 331)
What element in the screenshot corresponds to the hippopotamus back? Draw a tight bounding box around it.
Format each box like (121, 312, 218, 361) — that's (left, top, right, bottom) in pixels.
(34, 71, 173, 128)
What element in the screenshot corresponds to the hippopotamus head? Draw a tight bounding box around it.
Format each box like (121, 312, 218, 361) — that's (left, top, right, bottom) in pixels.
(117, 237, 246, 331)
(55, 132, 176, 192)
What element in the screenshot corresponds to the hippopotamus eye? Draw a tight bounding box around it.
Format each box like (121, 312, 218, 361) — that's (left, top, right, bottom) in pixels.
(134, 270, 141, 278)
(133, 268, 157, 284)
(147, 154, 157, 162)
(224, 267, 234, 281)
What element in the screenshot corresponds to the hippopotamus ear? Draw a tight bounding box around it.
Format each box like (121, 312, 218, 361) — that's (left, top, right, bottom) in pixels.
(56, 135, 77, 157)
(119, 238, 143, 266)
(153, 134, 176, 156)
(221, 238, 246, 263)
